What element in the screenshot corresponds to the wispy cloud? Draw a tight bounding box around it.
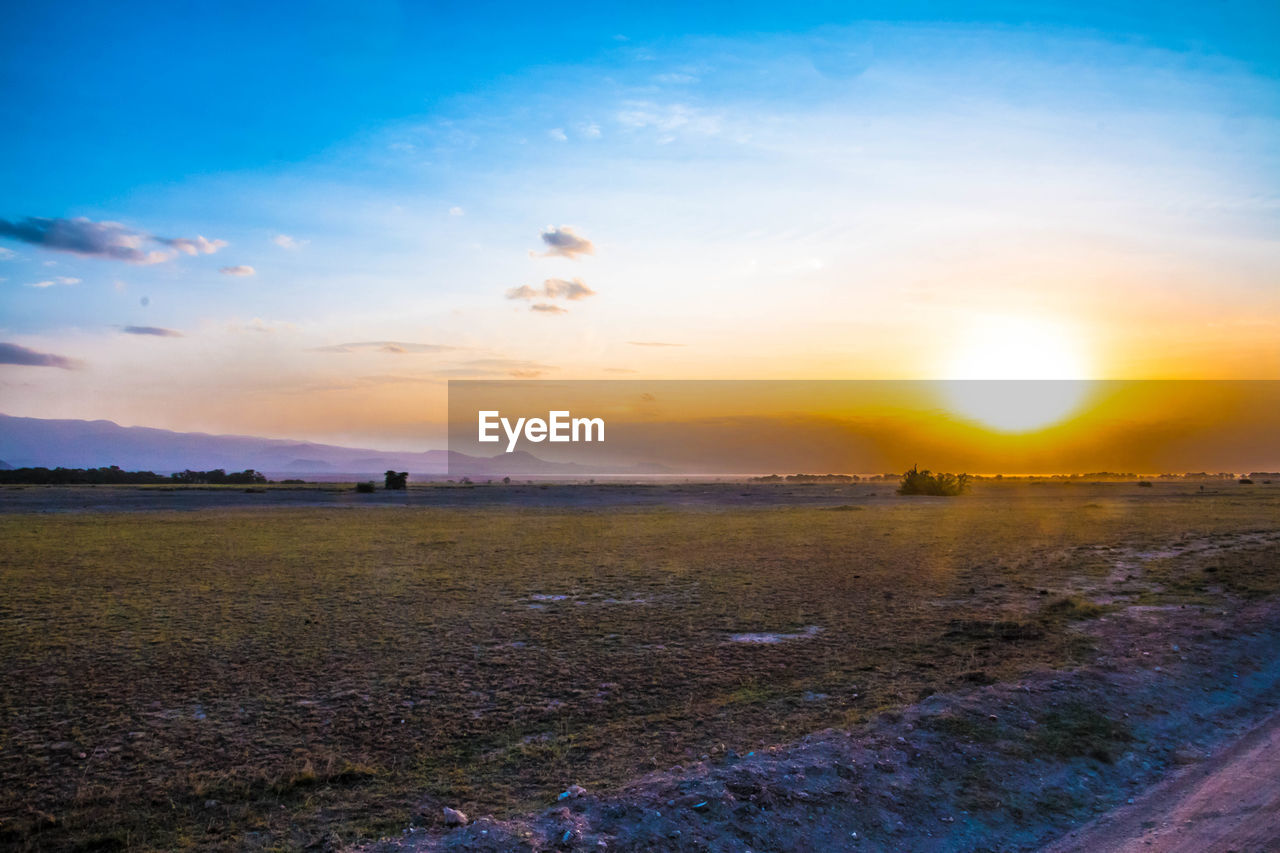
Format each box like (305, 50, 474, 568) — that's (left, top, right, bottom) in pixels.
(25, 276, 81, 288)
(0, 247, 14, 260)
(219, 265, 255, 276)
(0, 216, 226, 264)
(272, 234, 307, 250)
(505, 277, 597, 302)
(530, 303, 567, 314)
(0, 342, 84, 369)
(315, 340, 460, 354)
(616, 101, 722, 142)
(159, 236, 227, 256)
(534, 225, 594, 259)
(627, 340, 685, 347)
(434, 357, 557, 378)
(121, 326, 183, 337)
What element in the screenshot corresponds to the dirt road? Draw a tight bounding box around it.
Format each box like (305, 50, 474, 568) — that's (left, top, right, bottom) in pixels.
(1047, 710, 1280, 852)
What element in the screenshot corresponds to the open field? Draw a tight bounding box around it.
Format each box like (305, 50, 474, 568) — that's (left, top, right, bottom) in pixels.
(0, 481, 1277, 850)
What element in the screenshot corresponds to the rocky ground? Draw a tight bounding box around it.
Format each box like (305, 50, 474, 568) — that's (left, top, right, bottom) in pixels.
(357, 534, 1280, 852)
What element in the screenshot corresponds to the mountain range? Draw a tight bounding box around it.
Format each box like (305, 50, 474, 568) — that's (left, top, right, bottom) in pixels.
(0, 414, 657, 478)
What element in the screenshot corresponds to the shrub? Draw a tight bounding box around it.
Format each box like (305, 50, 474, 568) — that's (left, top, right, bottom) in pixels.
(1137, 480, 1154, 487)
(384, 470, 408, 490)
(897, 465, 970, 496)
(355, 481, 376, 493)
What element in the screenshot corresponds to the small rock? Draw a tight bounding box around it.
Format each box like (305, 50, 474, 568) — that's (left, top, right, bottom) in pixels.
(442, 806, 468, 826)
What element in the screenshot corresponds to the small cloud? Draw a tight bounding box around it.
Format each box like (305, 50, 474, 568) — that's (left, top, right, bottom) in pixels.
(121, 325, 182, 337)
(627, 340, 685, 347)
(616, 101, 721, 141)
(449, 206, 465, 217)
(505, 284, 540, 300)
(25, 276, 80, 288)
(548, 128, 568, 142)
(0, 342, 84, 369)
(545, 278, 596, 300)
(315, 340, 459, 354)
(505, 277, 597, 302)
(535, 225, 594, 260)
(272, 234, 307, 250)
(0, 216, 226, 264)
(580, 122, 602, 139)
(530, 303, 567, 314)
(158, 235, 227, 256)
(219, 265, 255, 276)
(0, 247, 14, 259)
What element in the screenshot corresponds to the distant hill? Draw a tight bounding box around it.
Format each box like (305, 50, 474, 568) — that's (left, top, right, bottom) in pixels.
(0, 459, 11, 470)
(0, 414, 646, 478)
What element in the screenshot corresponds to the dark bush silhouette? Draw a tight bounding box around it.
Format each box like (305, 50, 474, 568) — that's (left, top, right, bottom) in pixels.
(384, 470, 408, 490)
(0, 465, 164, 485)
(0, 466, 265, 485)
(897, 465, 970, 496)
(170, 469, 266, 485)
(355, 481, 376, 493)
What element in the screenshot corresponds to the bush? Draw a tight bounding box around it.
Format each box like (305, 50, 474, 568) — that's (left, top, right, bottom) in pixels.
(1137, 480, 1154, 487)
(355, 481, 376, 493)
(897, 465, 970, 496)
(384, 470, 408, 490)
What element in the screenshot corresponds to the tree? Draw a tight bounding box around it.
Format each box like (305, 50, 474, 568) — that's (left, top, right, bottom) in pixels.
(897, 465, 970, 496)
(384, 470, 408, 490)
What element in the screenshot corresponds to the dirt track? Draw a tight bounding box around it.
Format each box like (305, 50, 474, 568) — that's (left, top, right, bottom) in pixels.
(1046, 710, 1280, 852)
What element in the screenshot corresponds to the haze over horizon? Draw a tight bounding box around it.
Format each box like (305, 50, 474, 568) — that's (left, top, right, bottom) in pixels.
(2, 2, 1278, 451)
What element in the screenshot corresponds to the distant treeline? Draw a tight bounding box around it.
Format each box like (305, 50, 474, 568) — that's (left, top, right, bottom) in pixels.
(0, 466, 268, 485)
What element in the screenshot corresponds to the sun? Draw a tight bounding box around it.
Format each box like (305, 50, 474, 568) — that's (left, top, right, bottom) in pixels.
(941, 315, 1094, 432)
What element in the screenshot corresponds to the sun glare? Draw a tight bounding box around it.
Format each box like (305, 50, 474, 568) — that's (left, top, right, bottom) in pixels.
(942, 315, 1093, 432)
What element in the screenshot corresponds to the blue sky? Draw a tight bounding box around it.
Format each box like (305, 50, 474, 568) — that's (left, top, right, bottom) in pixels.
(1, 2, 1277, 447)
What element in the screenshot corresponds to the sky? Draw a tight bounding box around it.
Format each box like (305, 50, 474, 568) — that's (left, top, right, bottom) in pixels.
(1, 1, 1278, 450)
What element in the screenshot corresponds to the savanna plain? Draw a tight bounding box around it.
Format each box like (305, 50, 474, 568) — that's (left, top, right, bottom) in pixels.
(1, 480, 1277, 851)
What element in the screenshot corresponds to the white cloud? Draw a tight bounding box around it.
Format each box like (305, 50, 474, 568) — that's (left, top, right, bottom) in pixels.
(0, 215, 226, 264)
(534, 225, 595, 259)
(272, 234, 308, 250)
(219, 265, 256, 276)
(505, 277, 597, 302)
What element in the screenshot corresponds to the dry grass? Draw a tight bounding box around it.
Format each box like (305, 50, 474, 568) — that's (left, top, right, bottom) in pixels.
(0, 484, 1276, 850)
